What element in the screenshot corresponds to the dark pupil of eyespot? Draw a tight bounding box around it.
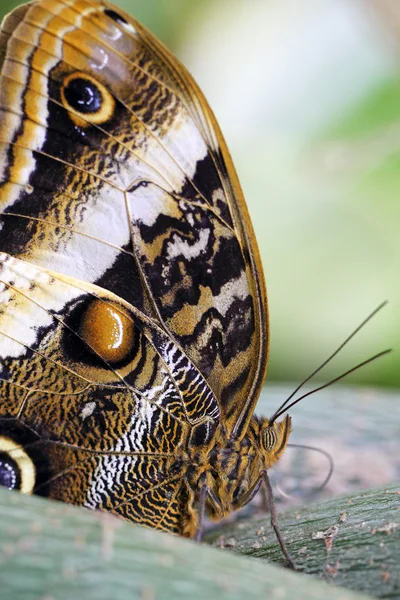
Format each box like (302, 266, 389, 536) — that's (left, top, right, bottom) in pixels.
(64, 78, 102, 113)
(104, 9, 127, 25)
(0, 457, 17, 490)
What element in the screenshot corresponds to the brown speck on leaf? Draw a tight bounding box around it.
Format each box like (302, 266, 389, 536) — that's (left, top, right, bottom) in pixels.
(339, 512, 347, 523)
(2, 543, 15, 557)
(18, 537, 35, 552)
(381, 571, 390, 582)
(215, 536, 236, 548)
(159, 554, 174, 568)
(295, 513, 300, 520)
(44, 506, 58, 516)
(74, 533, 87, 549)
(141, 586, 155, 600)
(325, 561, 340, 577)
(62, 566, 77, 581)
(215, 574, 237, 594)
(373, 522, 399, 535)
(49, 518, 62, 529)
(30, 521, 42, 534)
(312, 525, 339, 552)
(100, 512, 121, 561)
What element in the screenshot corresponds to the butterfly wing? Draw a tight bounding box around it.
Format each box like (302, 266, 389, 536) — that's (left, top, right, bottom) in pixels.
(0, 252, 219, 530)
(130, 5, 269, 436)
(0, 0, 267, 440)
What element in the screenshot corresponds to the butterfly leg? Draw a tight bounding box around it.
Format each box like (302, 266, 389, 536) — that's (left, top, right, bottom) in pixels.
(262, 470, 297, 570)
(195, 484, 224, 542)
(259, 485, 268, 513)
(195, 484, 208, 542)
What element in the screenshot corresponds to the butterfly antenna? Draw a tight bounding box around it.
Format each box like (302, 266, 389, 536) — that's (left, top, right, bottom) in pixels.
(269, 301, 389, 423)
(276, 443, 334, 498)
(270, 348, 391, 423)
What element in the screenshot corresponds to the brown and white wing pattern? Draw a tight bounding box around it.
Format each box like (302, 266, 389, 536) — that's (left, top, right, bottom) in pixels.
(0, 252, 219, 531)
(0, 0, 268, 437)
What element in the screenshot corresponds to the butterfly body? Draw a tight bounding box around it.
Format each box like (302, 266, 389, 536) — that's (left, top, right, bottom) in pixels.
(0, 0, 293, 546)
(180, 413, 291, 535)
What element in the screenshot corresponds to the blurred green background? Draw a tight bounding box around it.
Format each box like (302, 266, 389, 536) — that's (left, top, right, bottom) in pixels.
(1, 0, 398, 389)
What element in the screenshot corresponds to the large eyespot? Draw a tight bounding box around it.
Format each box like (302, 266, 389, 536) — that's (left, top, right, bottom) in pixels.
(78, 299, 135, 364)
(0, 436, 35, 494)
(61, 72, 115, 127)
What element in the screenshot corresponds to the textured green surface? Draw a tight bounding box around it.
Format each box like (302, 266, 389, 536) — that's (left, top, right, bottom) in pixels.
(205, 484, 400, 599)
(0, 486, 372, 600)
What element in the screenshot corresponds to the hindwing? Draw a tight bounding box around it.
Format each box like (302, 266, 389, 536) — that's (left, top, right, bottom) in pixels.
(0, 252, 220, 530)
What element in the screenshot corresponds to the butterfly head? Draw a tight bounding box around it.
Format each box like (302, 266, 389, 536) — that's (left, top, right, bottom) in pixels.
(259, 414, 292, 469)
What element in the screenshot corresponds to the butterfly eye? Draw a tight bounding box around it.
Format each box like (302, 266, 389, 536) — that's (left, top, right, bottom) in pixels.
(78, 300, 135, 364)
(261, 427, 277, 452)
(61, 72, 115, 126)
(0, 437, 35, 494)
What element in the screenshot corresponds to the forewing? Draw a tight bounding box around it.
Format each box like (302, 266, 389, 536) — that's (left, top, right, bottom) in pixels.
(0, 0, 267, 436)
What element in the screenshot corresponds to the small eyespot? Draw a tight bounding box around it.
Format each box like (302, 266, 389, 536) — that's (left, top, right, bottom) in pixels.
(61, 72, 115, 127)
(104, 9, 128, 25)
(0, 437, 36, 494)
(79, 300, 135, 364)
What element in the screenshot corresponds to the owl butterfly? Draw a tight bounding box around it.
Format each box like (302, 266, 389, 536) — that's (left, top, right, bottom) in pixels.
(0, 0, 388, 570)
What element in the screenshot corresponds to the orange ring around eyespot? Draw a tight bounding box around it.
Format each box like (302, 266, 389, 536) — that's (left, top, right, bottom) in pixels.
(60, 72, 115, 127)
(79, 300, 135, 364)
